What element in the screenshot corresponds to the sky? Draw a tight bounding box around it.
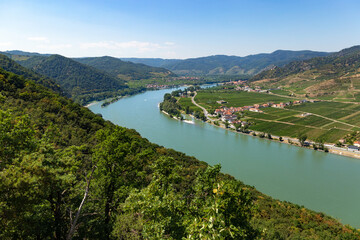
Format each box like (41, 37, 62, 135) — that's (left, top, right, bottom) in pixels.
(0, 0, 359, 59)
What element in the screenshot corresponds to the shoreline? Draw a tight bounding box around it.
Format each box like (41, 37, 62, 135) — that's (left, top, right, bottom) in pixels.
(161, 109, 360, 160)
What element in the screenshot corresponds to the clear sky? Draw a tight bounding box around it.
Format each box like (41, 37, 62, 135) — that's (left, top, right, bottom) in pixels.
(0, 0, 359, 59)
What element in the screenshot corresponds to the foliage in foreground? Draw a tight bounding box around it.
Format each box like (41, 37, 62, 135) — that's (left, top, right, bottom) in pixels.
(0, 67, 359, 239)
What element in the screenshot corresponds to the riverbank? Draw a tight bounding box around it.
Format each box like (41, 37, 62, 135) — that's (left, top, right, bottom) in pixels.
(161, 106, 360, 160)
(89, 87, 360, 228)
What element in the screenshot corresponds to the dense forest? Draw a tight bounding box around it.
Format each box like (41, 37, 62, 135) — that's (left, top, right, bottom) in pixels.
(74, 56, 176, 81)
(1, 63, 359, 239)
(124, 50, 330, 76)
(0, 53, 62, 94)
(15, 54, 127, 103)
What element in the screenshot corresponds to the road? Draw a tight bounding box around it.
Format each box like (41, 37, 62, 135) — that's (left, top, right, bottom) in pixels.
(191, 91, 209, 117)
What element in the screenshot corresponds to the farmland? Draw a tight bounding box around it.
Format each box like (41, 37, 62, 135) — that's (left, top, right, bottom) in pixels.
(178, 88, 360, 143)
(194, 90, 297, 109)
(178, 97, 202, 113)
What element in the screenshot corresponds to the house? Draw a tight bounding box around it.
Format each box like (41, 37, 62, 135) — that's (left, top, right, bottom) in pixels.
(348, 145, 359, 151)
(249, 108, 263, 113)
(353, 141, 360, 147)
(272, 104, 283, 108)
(217, 100, 227, 104)
(222, 114, 237, 123)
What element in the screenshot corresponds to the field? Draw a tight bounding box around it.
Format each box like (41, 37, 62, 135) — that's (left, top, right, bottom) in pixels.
(178, 97, 202, 112)
(188, 88, 360, 143)
(195, 90, 297, 109)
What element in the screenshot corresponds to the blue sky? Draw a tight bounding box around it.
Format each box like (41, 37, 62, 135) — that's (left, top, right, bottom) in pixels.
(0, 0, 359, 58)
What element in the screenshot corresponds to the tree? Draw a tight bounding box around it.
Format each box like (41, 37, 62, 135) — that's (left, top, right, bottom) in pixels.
(93, 127, 133, 239)
(185, 165, 258, 239)
(114, 162, 258, 239)
(113, 157, 184, 239)
(298, 133, 307, 146)
(0, 110, 37, 167)
(234, 123, 242, 131)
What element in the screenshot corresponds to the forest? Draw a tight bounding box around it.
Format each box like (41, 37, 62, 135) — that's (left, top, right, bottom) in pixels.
(1, 67, 359, 239)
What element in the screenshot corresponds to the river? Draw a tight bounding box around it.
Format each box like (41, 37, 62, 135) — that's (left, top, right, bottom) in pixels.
(89, 87, 360, 228)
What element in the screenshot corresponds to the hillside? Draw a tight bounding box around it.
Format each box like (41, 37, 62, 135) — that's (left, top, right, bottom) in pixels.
(74, 56, 176, 81)
(1, 65, 359, 239)
(1, 50, 51, 57)
(0, 53, 62, 94)
(251, 45, 360, 101)
(124, 50, 330, 76)
(15, 54, 127, 104)
(120, 57, 181, 68)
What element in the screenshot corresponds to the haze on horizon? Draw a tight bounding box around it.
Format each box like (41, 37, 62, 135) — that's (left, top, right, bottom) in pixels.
(0, 0, 359, 59)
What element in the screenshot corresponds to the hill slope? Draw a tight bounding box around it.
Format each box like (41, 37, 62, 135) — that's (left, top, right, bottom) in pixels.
(0, 66, 359, 239)
(251, 45, 360, 100)
(0, 53, 62, 94)
(120, 57, 182, 68)
(130, 50, 330, 76)
(16, 54, 127, 103)
(74, 56, 176, 81)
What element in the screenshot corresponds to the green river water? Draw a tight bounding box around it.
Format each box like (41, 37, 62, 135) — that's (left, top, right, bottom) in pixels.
(89, 87, 360, 228)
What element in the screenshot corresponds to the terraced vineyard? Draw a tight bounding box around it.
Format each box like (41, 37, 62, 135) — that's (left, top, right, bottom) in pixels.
(181, 89, 360, 143)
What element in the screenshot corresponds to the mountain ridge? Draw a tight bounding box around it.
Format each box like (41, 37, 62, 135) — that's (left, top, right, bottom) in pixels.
(74, 56, 176, 80)
(121, 50, 331, 76)
(250, 45, 360, 99)
(15, 54, 127, 104)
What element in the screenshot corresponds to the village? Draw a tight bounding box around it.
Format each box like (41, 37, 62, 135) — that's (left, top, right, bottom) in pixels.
(213, 99, 309, 125)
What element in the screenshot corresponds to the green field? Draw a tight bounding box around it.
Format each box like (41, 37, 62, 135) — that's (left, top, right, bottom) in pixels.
(249, 119, 350, 142)
(195, 90, 297, 109)
(178, 97, 202, 112)
(279, 115, 332, 127)
(269, 89, 292, 96)
(186, 88, 360, 143)
(288, 102, 360, 123)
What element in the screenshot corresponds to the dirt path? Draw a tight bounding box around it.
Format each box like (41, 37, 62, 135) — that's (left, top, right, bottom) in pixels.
(191, 92, 209, 117)
(286, 108, 359, 129)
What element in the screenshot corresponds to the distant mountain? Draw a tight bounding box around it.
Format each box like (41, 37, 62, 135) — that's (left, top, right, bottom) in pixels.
(74, 56, 176, 81)
(120, 58, 181, 68)
(0, 53, 62, 94)
(16, 54, 126, 102)
(2, 50, 51, 57)
(159, 50, 330, 76)
(250, 45, 360, 98)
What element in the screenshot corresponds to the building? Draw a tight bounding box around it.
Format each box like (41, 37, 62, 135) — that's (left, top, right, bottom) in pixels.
(348, 145, 359, 151)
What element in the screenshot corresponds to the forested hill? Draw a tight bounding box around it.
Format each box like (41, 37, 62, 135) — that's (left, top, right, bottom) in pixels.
(0, 66, 359, 239)
(75, 56, 176, 81)
(0, 53, 62, 94)
(1, 50, 51, 57)
(250, 45, 360, 98)
(123, 50, 330, 76)
(15, 54, 127, 104)
(120, 57, 182, 68)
